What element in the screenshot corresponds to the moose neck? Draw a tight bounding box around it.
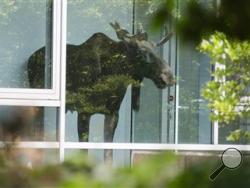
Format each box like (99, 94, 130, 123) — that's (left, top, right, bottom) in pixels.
(124, 42, 146, 81)
(128, 45, 156, 82)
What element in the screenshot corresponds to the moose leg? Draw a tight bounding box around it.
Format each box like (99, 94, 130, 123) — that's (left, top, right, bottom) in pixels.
(132, 85, 141, 111)
(104, 113, 119, 163)
(77, 113, 90, 142)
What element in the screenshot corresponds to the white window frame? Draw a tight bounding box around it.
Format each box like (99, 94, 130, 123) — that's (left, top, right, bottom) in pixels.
(0, 0, 249, 164)
(0, 0, 61, 101)
(57, 0, 249, 160)
(0, 0, 63, 162)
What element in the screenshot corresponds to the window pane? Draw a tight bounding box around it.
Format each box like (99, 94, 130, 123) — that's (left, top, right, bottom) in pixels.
(177, 42, 212, 144)
(0, 0, 53, 88)
(219, 118, 250, 144)
(66, 0, 134, 143)
(1, 149, 58, 167)
(65, 0, 175, 144)
(176, 0, 212, 144)
(132, 1, 175, 144)
(0, 106, 58, 141)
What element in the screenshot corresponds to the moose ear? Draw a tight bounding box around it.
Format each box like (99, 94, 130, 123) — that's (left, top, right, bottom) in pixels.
(136, 40, 155, 51)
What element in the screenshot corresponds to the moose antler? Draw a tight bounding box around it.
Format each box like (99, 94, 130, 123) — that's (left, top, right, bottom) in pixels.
(156, 32, 173, 46)
(110, 21, 172, 47)
(110, 21, 131, 41)
(110, 21, 147, 42)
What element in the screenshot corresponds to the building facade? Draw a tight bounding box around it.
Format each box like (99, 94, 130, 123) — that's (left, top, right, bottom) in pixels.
(0, 0, 248, 166)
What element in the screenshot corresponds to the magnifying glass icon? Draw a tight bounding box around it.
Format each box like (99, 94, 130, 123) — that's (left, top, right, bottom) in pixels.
(209, 148, 242, 181)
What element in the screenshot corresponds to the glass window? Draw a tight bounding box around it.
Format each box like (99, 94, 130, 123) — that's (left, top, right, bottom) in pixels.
(0, 0, 53, 88)
(65, 0, 175, 144)
(176, 0, 213, 144)
(219, 118, 250, 144)
(132, 0, 175, 144)
(66, 0, 134, 143)
(176, 42, 212, 144)
(3, 149, 59, 167)
(0, 106, 58, 141)
(2, 0, 247, 166)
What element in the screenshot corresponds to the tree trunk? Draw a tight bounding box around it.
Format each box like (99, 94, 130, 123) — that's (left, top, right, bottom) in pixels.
(77, 113, 90, 142)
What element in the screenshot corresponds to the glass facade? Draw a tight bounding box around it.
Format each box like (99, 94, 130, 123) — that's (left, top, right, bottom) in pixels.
(0, 106, 58, 141)
(132, 0, 175, 144)
(66, 0, 133, 143)
(4, 149, 59, 167)
(177, 42, 212, 144)
(0, 0, 247, 166)
(65, 0, 176, 146)
(219, 118, 250, 144)
(0, 0, 53, 88)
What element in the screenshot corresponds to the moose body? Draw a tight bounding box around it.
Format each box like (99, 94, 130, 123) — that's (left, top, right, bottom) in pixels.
(27, 23, 174, 154)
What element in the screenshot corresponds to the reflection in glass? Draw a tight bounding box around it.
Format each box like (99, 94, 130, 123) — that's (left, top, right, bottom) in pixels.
(176, 0, 213, 144)
(0, 0, 53, 88)
(65, 1, 175, 162)
(219, 118, 250, 144)
(66, 0, 134, 145)
(65, 0, 174, 147)
(4, 149, 58, 167)
(0, 106, 58, 141)
(177, 41, 212, 144)
(132, 0, 174, 144)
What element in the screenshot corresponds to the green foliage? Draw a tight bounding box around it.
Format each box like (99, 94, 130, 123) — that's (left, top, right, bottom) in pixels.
(66, 75, 140, 114)
(199, 32, 250, 139)
(151, 0, 250, 42)
(117, 153, 178, 188)
(149, 0, 175, 32)
(199, 32, 250, 122)
(151, 0, 250, 141)
(0, 149, 178, 188)
(1, 148, 250, 188)
(170, 159, 250, 188)
(226, 129, 250, 142)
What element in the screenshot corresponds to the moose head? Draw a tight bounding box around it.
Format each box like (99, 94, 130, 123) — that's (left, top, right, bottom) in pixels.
(110, 21, 175, 89)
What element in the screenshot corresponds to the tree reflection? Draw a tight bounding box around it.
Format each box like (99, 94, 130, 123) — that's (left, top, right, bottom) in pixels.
(28, 21, 174, 160)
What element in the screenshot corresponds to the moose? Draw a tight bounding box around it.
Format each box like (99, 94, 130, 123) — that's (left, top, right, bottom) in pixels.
(27, 22, 175, 159)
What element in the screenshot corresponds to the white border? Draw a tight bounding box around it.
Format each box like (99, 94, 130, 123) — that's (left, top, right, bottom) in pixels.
(59, 0, 67, 162)
(2, 142, 250, 152)
(62, 142, 250, 151)
(213, 121, 219, 145)
(0, 142, 58, 149)
(16, 142, 59, 149)
(0, 99, 60, 106)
